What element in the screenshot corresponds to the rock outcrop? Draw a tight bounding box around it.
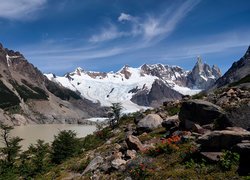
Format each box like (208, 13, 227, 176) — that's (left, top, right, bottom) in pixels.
(137, 114, 163, 132)
(179, 100, 231, 129)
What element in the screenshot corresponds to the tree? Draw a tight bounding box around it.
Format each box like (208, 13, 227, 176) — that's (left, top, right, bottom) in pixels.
(51, 130, 81, 164)
(19, 139, 51, 178)
(0, 123, 22, 167)
(109, 103, 123, 128)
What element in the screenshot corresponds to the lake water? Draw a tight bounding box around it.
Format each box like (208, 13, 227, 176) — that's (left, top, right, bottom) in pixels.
(2, 124, 96, 150)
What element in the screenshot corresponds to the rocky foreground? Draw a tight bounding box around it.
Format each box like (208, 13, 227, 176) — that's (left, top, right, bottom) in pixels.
(42, 82, 250, 179)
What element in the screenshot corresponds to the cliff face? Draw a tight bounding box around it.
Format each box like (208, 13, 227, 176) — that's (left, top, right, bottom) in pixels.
(214, 46, 250, 88)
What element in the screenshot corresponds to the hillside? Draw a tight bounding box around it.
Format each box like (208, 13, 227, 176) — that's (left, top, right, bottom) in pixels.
(0, 43, 107, 125)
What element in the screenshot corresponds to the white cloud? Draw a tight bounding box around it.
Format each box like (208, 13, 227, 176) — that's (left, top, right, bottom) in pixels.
(89, 24, 127, 43)
(140, 0, 200, 41)
(118, 13, 134, 22)
(0, 0, 47, 20)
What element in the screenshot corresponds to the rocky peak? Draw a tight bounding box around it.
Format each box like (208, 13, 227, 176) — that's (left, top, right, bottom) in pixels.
(119, 65, 132, 79)
(75, 67, 84, 76)
(212, 65, 222, 79)
(187, 56, 222, 90)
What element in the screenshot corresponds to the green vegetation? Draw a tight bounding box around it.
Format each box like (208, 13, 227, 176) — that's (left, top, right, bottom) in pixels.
(108, 102, 123, 128)
(229, 74, 250, 87)
(45, 80, 81, 100)
(51, 130, 81, 164)
(0, 108, 245, 179)
(192, 91, 207, 99)
(11, 80, 48, 101)
(165, 106, 180, 116)
(219, 150, 240, 171)
(0, 80, 20, 109)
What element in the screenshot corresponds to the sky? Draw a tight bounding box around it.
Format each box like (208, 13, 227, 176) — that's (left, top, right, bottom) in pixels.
(0, 0, 250, 75)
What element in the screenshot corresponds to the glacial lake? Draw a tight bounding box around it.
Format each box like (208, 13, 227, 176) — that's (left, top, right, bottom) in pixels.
(4, 124, 96, 150)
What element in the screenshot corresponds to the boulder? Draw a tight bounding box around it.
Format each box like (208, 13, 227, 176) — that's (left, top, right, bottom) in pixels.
(225, 103, 250, 130)
(125, 150, 137, 160)
(200, 152, 223, 162)
(234, 142, 250, 175)
(111, 158, 127, 169)
(197, 129, 250, 151)
(179, 100, 231, 129)
(82, 156, 104, 175)
(137, 114, 163, 132)
(192, 123, 209, 134)
(125, 135, 144, 151)
(162, 115, 179, 130)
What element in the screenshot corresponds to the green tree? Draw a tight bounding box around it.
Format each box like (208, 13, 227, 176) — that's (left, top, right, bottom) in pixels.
(19, 139, 51, 178)
(109, 103, 123, 128)
(51, 130, 81, 164)
(0, 123, 22, 167)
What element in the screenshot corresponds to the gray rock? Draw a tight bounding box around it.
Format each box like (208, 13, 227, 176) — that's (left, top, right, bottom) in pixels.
(125, 150, 137, 159)
(131, 79, 182, 107)
(200, 152, 223, 162)
(162, 115, 179, 130)
(179, 99, 231, 129)
(125, 135, 144, 151)
(82, 156, 104, 174)
(137, 114, 163, 132)
(111, 158, 127, 169)
(197, 129, 250, 151)
(226, 103, 250, 130)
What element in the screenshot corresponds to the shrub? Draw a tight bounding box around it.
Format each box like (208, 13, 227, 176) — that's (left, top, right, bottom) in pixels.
(219, 150, 239, 171)
(126, 156, 155, 180)
(145, 135, 180, 157)
(51, 130, 81, 164)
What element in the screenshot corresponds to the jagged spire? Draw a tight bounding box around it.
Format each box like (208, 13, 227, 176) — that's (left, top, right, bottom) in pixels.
(197, 55, 202, 64)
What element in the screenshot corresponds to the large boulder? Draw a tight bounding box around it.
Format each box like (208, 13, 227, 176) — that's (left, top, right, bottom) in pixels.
(125, 135, 144, 151)
(179, 100, 231, 129)
(234, 142, 250, 175)
(197, 129, 250, 151)
(137, 114, 163, 132)
(226, 103, 250, 130)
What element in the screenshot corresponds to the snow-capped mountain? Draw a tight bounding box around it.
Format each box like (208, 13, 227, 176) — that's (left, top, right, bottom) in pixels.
(45, 57, 221, 113)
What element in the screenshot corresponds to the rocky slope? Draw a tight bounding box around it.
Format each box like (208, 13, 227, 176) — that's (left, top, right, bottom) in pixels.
(43, 82, 250, 179)
(0, 43, 107, 125)
(46, 57, 221, 112)
(214, 46, 250, 88)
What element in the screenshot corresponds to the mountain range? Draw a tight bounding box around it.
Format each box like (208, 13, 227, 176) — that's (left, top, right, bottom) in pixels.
(0, 42, 249, 125)
(45, 57, 221, 112)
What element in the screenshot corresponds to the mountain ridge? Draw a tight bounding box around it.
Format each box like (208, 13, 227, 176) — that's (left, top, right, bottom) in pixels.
(45, 58, 221, 112)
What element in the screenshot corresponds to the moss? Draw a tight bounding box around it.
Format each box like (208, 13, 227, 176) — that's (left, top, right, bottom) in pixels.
(192, 91, 207, 99)
(165, 106, 180, 116)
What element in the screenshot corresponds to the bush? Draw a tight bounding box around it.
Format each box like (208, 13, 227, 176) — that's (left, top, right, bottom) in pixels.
(145, 135, 180, 157)
(51, 130, 81, 164)
(126, 156, 155, 180)
(219, 150, 239, 171)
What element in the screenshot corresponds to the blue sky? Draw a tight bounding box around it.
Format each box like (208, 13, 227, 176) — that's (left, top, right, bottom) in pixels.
(0, 0, 250, 75)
